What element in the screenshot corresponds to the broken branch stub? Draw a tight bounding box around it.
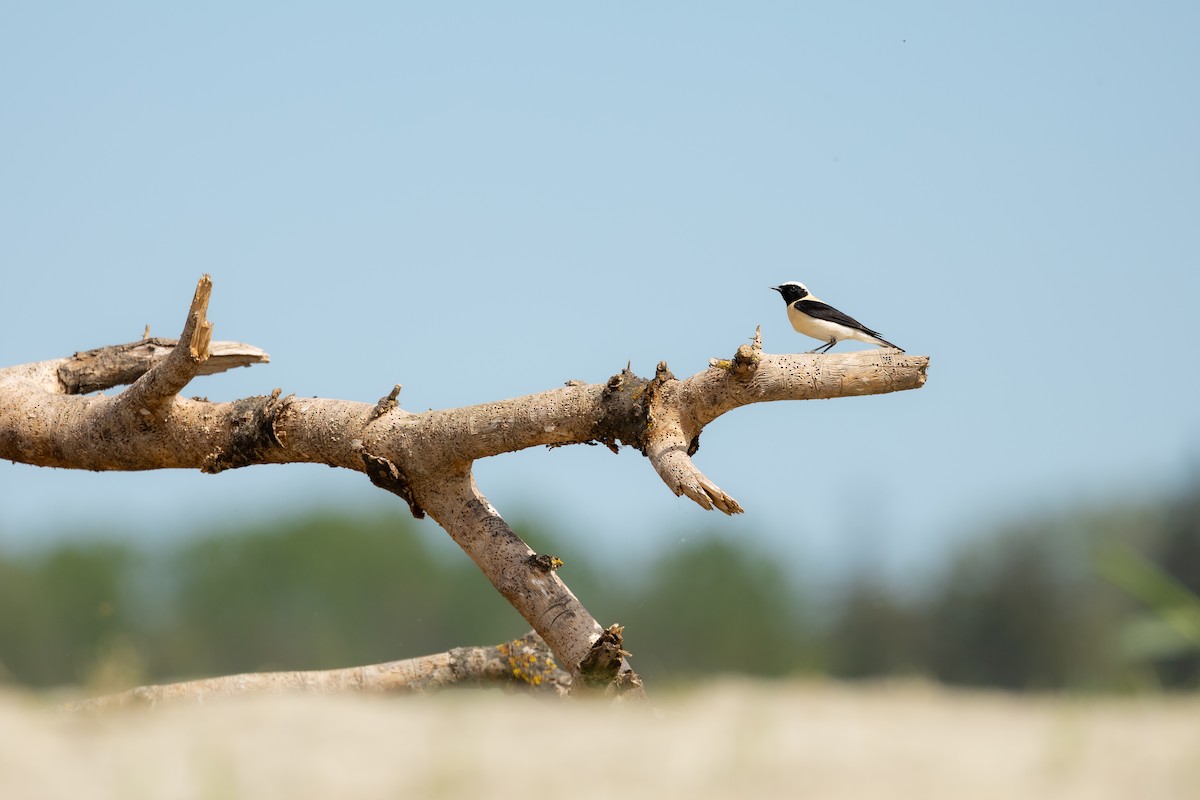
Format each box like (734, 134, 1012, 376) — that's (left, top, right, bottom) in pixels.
(121, 274, 216, 416)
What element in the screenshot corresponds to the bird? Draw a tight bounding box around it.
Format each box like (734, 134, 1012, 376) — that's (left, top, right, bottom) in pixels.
(771, 282, 904, 354)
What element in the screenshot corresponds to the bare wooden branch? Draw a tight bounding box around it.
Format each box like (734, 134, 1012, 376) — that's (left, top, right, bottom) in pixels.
(62, 632, 570, 712)
(414, 467, 642, 694)
(1, 276, 928, 694)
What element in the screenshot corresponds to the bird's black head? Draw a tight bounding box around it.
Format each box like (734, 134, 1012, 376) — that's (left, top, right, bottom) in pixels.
(771, 282, 809, 304)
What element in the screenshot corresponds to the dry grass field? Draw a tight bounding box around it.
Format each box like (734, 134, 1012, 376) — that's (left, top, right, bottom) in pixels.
(2, 680, 1198, 799)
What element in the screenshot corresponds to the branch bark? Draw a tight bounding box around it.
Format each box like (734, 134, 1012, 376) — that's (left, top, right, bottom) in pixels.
(1, 276, 928, 696)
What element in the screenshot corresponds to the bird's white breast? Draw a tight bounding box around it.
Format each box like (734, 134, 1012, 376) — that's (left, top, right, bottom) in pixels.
(786, 303, 856, 343)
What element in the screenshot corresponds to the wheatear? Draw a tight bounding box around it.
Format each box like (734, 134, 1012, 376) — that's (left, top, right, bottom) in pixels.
(771, 281, 903, 353)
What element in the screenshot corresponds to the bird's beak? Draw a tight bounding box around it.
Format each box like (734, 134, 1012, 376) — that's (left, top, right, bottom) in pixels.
(770, 285, 783, 293)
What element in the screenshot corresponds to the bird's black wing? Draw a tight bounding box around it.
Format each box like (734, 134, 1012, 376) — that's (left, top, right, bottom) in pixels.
(795, 299, 882, 336)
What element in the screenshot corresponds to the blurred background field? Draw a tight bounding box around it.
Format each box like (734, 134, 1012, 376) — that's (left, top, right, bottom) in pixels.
(3, 681, 1198, 800)
(2, 474, 1197, 694)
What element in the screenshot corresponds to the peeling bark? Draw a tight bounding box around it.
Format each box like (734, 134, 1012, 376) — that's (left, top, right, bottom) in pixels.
(1, 276, 929, 699)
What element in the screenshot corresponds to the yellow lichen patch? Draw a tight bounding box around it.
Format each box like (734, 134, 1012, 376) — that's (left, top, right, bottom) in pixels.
(504, 639, 560, 687)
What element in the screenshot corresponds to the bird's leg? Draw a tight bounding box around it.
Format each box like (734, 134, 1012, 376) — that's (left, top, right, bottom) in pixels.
(807, 339, 837, 354)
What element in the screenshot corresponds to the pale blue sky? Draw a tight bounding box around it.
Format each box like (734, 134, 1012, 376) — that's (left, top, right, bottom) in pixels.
(2, 3, 1198, 581)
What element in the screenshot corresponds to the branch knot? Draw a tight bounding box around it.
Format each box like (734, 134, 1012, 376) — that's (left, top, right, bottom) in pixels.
(201, 392, 291, 473)
(369, 385, 402, 421)
(577, 623, 632, 691)
(593, 365, 652, 454)
(528, 553, 564, 572)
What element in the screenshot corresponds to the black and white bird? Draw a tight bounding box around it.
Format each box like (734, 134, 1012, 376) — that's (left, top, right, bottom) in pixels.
(771, 281, 904, 354)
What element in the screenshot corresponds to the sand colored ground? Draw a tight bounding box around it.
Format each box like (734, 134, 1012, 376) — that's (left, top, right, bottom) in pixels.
(2, 680, 1198, 799)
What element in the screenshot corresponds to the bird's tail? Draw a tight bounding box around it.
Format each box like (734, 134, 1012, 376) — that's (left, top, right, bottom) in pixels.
(870, 335, 904, 352)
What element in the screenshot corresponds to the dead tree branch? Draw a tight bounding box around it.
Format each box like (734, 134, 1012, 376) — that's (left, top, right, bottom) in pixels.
(62, 632, 569, 712)
(1, 276, 928, 697)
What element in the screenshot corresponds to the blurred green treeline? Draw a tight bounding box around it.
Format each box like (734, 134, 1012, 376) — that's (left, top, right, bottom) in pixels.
(1, 477, 1197, 692)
